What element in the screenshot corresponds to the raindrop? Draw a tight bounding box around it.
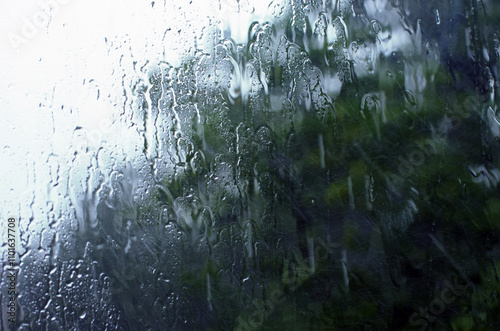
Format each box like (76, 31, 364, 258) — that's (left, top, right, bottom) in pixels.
(371, 20, 382, 34)
(404, 90, 417, 106)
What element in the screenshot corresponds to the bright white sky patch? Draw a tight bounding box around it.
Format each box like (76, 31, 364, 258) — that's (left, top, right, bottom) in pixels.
(0, 0, 274, 226)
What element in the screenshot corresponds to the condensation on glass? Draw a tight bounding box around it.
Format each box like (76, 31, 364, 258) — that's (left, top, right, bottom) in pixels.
(1, 0, 500, 329)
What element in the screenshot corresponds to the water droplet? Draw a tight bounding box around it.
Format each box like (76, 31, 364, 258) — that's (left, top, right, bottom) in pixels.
(371, 20, 382, 34)
(404, 90, 417, 106)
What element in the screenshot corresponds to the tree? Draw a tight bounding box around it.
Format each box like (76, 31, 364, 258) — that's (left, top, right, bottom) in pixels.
(83, 0, 500, 329)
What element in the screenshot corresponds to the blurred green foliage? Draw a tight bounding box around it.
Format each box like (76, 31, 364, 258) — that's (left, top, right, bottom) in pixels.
(92, 0, 500, 329)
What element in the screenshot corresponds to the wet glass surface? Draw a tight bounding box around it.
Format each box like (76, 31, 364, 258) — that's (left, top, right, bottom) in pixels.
(1, 0, 500, 329)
